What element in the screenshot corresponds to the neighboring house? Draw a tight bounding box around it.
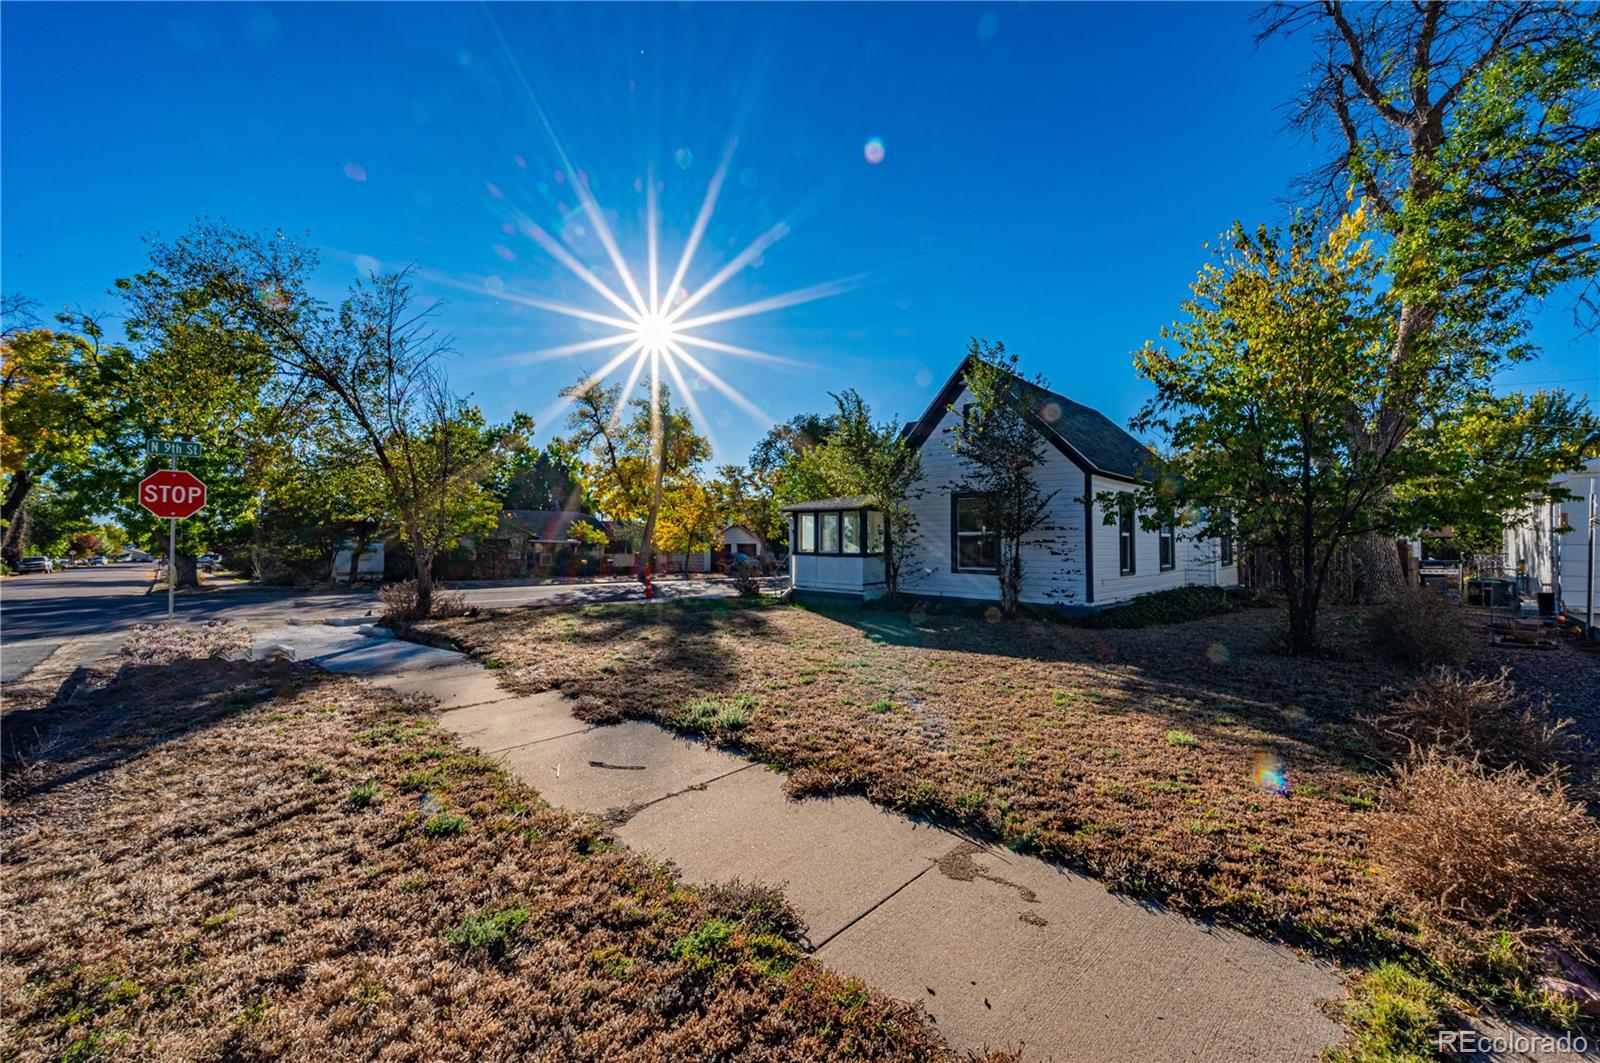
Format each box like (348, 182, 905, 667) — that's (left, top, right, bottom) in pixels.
(654, 524, 772, 576)
(1500, 457, 1599, 619)
(784, 355, 1237, 608)
(459, 510, 635, 579)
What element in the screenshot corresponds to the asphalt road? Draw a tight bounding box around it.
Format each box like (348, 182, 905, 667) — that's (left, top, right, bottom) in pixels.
(0, 565, 775, 683)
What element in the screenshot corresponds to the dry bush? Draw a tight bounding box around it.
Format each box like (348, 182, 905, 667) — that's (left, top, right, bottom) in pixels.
(378, 579, 469, 622)
(1374, 751, 1600, 951)
(1370, 668, 1594, 783)
(119, 620, 250, 666)
(731, 557, 762, 599)
(1372, 586, 1470, 668)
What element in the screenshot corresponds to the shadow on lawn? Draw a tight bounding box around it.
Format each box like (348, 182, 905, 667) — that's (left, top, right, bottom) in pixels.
(810, 598, 1396, 774)
(1, 657, 342, 806)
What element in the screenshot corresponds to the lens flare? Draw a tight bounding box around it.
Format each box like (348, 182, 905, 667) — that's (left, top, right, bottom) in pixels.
(1251, 752, 1289, 796)
(864, 137, 886, 164)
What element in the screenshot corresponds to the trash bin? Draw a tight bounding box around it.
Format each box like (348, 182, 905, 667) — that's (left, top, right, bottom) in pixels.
(1537, 591, 1556, 616)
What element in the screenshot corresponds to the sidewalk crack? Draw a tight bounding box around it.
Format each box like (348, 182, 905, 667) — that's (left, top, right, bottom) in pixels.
(810, 861, 937, 953)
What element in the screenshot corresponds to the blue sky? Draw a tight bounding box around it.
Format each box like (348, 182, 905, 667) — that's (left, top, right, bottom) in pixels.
(5, 2, 1596, 464)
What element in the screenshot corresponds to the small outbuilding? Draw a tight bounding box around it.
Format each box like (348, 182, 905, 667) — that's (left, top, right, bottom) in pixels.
(781, 497, 889, 601)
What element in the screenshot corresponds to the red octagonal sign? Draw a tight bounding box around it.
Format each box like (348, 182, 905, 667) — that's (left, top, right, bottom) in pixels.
(139, 469, 207, 519)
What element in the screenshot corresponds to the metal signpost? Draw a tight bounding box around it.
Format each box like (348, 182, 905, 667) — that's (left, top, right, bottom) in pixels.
(140, 440, 208, 620)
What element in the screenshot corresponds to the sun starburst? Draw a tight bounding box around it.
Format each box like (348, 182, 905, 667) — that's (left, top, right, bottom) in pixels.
(468, 12, 861, 455)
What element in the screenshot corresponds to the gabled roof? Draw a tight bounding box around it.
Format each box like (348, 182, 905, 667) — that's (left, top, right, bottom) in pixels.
(902, 354, 1157, 483)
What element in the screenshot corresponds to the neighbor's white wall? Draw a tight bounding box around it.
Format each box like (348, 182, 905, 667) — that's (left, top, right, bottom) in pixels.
(1552, 459, 1599, 616)
(899, 385, 1088, 606)
(1503, 501, 1556, 595)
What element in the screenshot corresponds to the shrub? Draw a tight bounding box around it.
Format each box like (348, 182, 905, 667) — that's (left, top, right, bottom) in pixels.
(731, 557, 762, 599)
(1166, 730, 1198, 747)
(378, 580, 470, 623)
(1372, 587, 1469, 668)
(1068, 586, 1257, 630)
(1370, 668, 1592, 782)
(1373, 752, 1600, 943)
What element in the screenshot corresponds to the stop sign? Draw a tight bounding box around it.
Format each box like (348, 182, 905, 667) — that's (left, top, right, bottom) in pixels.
(138, 469, 207, 519)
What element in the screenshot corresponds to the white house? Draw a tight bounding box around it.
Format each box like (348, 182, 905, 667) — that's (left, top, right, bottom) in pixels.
(784, 356, 1236, 609)
(1501, 457, 1598, 621)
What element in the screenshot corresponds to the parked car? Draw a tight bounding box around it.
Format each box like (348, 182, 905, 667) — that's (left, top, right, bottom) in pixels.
(89, 556, 109, 566)
(16, 556, 53, 573)
(197, 554, 220, 568)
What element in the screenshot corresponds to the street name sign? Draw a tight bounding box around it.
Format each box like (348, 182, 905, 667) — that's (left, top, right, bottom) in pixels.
(138, 470, 208, 519)
(148, 438, 203, 458)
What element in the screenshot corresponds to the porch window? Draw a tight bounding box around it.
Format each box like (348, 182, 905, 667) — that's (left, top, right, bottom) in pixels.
(1118, 495, 1136, 575)
(798, 513, 816, 553)
(1159, 524, 1175, 571)
(841, 511, 862, 554)
(820, 512, 840, 553)
(865, 510, 885, 555)
(953, 495, 997, 572)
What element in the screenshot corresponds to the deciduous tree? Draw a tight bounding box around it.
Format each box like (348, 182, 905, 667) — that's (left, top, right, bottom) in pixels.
(947, 341, 1056, 615)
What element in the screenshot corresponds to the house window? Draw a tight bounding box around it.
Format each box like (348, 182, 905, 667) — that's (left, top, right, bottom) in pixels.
(841, 511, 862, 554)
(820, 512, 840, 553)
(954, 495, 997, 572)
(1159, 525, 1175, 571)
(1218, 509, 1234, 567)
(865, 510, 885, 555)
(798, 513, 816, 554)
(1118, 495, 1136, 575)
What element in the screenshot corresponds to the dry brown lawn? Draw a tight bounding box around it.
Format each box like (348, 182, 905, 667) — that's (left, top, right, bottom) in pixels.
(0, 655, 973, 1062)
(420, 600, 1416, 954)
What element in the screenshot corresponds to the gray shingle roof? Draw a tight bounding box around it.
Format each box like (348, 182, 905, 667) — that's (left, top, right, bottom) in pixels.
(903, 355, 1157, 482)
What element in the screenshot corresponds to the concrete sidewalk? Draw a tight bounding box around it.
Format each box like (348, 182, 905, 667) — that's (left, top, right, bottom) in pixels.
(249, 622, 1345, 1061)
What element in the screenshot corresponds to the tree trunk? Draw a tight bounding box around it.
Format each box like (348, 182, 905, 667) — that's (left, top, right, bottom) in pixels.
(1, 468, 33, 567)
(173, 552, 200, 589)
(346, 536, 369, 584)
(1351, 534, 1409, 604)
(414, 550, 435, 618)
(636, 429, 669, 580)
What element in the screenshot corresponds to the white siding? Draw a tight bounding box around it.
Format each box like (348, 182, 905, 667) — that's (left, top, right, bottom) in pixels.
(722, 525, 762, 550)
(1182, 534, 1238, 589)
(791, 553, 888, 600)
(1553, 460, 1599, 617)
(1087, 480, 1191, 605)
(899, 387, 1088, 606)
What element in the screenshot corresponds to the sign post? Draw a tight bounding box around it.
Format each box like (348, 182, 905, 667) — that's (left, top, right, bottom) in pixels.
(140, 440, 207, 621)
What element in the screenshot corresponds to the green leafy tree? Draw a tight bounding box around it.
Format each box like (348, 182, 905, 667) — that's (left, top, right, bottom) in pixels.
(128, 222, 527, 615)
(712, 463, 782, 555)
(1123, 209, 1596, 654)
(486, 439, 586, 512)
(0, 311, 127, 566)
(1261, 1, 1600, 596)
(788, 388, 924, 595)
(561, 377, 709, 576)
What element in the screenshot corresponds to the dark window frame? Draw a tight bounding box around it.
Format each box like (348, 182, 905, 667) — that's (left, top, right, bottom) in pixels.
(1158, 524, 1176, 571)
(1118, 495, 1137, 576)
(950, 493, 999, 574)
(792, 508, 885, 557)
(796, 512, 817, 554)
